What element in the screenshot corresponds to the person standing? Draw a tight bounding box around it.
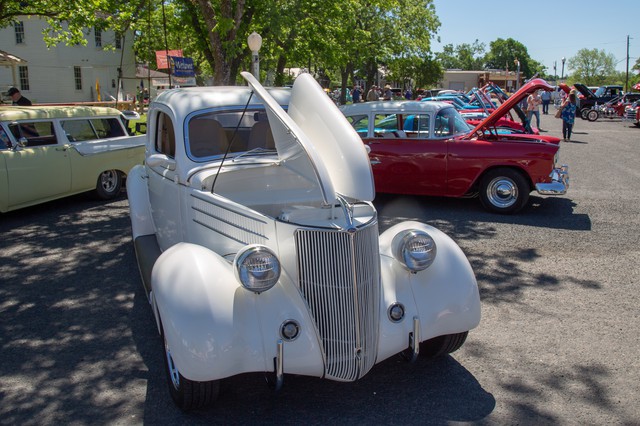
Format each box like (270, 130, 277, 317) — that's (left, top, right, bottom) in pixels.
(366, 85, 378, 102)
(352, 85, 361, 103)
(383, 84, 393, 101)
(540, 90, 551, 114)
(560, 91, 578, 141)
(526, 90, 542, 130)
(5, 87, 32, 106)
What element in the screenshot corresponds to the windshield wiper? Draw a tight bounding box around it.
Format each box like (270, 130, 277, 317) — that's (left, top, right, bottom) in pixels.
(232, 147, 277, 161)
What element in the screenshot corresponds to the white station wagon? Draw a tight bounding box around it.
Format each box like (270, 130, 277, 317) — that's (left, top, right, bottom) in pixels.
(126, 72, 481, 410)
(0, 106, 145, 212)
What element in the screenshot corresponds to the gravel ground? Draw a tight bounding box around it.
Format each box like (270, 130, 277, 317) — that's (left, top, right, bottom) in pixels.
(1, 115, 639, 425)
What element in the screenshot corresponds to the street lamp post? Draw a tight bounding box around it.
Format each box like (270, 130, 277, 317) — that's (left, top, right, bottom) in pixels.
(247, 32, 262, 80)
(561, 57, 565, 81)
(514, 59, 520, 90)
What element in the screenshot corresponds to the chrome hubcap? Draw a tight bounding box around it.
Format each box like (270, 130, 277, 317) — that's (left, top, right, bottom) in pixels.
(487, 177, 518, 208)
(100, 170, 117, 192)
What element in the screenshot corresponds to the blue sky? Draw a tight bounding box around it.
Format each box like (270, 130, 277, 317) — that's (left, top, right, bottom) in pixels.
(431, 0, 638, 75)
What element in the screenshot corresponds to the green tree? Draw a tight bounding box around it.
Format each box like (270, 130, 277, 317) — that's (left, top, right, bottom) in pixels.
(566, 48, 616, 86)
(436, 40, 485, 70)
(484, 38, 537, 77)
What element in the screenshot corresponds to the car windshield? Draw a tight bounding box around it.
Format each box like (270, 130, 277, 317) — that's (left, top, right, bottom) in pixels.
(433, 107, 472, 137)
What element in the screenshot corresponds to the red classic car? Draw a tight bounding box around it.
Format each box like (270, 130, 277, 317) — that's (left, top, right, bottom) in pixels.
(341, 78, 569, 214)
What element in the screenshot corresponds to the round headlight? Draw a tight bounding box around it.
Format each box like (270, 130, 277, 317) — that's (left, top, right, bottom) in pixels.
(392, 230, 437, 272)
(234, 245, 281, 293)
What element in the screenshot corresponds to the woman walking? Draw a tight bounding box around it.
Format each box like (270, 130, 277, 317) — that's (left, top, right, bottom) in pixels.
(560, 91, 578, 141)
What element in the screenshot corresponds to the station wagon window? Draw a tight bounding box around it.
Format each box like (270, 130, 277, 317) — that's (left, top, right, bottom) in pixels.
(8, 121, 57, 147)
(0, 127, 11, 149)
(61, 118, 126, 142)
(156, 112, 175, 158)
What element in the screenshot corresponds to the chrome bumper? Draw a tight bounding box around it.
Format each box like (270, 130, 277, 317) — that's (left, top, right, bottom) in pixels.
(535, 164, 569, 195)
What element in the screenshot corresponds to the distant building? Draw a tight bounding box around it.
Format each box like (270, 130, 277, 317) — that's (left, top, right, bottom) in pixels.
(438, 70, 523, 93)
(0, 16, 137, 104)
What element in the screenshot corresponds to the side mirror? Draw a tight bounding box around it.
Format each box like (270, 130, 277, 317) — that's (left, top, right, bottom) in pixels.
(12, 137, 28, 150)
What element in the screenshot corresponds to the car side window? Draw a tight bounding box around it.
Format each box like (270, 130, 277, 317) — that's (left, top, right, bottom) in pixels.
(345, 115, 369, 138)
(62, 120, 96, 142)
(8, 121, 57, 146)
(404, 114, 431, 139)
(0, 127, 11, 149)
(374, 114, 398, 136)
(91, 118, 126, 138)
(156, 112, 175, 158)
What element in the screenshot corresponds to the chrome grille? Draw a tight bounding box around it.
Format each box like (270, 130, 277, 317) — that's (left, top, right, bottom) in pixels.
(295, 223, 380, 381)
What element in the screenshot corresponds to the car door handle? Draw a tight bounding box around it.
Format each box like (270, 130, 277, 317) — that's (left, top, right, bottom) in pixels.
(55, 144, 70, 152)
(370, 157, 381, 165)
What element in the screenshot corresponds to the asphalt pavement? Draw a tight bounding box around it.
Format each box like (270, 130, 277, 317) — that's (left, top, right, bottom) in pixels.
(1, 114, 639, 425)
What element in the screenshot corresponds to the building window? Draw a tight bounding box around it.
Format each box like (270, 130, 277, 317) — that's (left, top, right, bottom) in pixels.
(74, 66, 82, 90)
(15, 21, 25, 44)
(95, 28, 102, 47)
(18, 66, 29, 91)
(115, 33, 122, 49)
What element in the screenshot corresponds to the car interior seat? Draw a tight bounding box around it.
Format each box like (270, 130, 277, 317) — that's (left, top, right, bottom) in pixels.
(188, 119, 229, 158)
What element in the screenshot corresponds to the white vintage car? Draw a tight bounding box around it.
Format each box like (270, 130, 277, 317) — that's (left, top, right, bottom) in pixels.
(127, 72, 481, 410)
(0, 106, 145, 212)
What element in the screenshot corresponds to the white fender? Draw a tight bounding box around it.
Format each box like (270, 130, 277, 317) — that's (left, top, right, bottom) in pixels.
(152, 242, 324, 382)
(376, 221, 481, 362)
(126, 164, 155, 239)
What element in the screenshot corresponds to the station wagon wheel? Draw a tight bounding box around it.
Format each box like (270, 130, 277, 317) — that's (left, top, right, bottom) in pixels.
(160, 317, 220, 410)
(95, 170, 123, 200)
(479, 168, 530, 214)
(586, 109, 599, 122)
(420, 332, 469, 358)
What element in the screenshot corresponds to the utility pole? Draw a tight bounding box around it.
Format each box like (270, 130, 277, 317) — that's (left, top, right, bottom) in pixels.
(625, 35, 630, 92)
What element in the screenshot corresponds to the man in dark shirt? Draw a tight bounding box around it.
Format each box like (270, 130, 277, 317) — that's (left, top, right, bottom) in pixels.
(5, 87, 32, 106)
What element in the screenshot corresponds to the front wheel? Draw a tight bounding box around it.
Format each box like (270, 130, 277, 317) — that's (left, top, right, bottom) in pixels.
(580, 108, 589, 120)
(161, 320, 220, 410)
(479, 168, 530, 214)
(95, 170, 122, 199)
(586, 109, 599, 122)
(420, 332, 469, 358)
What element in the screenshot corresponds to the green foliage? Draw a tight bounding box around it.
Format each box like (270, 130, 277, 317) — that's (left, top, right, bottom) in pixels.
(484, 38, 536, 77)
(436, 40, 485, 70)
(566, 48, 616, 86)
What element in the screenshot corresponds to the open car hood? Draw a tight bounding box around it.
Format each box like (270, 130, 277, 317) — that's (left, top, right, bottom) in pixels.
(241, 72, 374, 204)
(469, 78, 554, 136)
(572, 83, 596, 99)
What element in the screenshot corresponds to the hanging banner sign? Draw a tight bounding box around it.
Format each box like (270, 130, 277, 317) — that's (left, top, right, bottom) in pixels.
(170, 56, 195, 77)
(155, 50, 183, 69)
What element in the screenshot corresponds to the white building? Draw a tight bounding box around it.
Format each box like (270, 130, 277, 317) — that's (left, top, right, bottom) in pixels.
(0, 16, 137, 104)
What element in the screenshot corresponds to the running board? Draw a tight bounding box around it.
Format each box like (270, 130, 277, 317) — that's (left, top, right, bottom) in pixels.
(133, 234, 162, 297)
